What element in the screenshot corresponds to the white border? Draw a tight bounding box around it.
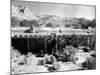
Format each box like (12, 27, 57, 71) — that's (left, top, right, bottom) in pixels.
(0, 0, 99, 75)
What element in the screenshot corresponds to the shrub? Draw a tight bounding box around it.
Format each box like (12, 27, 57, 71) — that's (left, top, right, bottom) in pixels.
(26, 52, 32, 57)
(61, 46, 78, 62)
(52, 62, 61, 70)
(11, 47, 21, 59)
(17, 55, 27, 65)
(37, 60, 44, 65)
(11, 17, 20, 27)
(68, 54, 78, 63)
(48, 62, 61, 72)
(82, 56, 96, 69)
(45, 22, 53, 27)
(64, 46, 77, 56)
(20, 20, 30, 27)
(83, 47, 89, 52)
(90, 51, 96, 58)
(42, 54, 56, 65)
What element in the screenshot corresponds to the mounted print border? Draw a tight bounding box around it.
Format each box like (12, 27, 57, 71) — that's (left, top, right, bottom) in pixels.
(11, 0, 96, 74)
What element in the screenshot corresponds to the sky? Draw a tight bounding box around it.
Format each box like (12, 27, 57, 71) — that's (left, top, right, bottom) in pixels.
(12, 0, 96, 20)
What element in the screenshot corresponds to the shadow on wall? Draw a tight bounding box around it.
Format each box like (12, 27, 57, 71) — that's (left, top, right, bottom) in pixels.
(11, 37, 57, 55)
(11, 38, 46, 55)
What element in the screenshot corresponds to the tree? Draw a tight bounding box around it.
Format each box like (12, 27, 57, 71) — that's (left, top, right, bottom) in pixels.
(30, 20, 39, 27)
(78, 18, 91, 29)
(90, 19, 96, 28)
(46, 22, 53, 27)
(11, 17, 20, 27)
(20, 20, 30, 27)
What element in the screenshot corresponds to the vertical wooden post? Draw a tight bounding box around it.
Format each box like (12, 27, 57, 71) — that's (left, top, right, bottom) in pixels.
(45, 38, 47, 54)
(56, 35, 57, 53)
(27, 37, 30, 52)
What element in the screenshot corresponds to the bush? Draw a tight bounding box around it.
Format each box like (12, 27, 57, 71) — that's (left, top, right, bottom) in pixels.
(11, 17, 20, 27)
(20, 20, 30, 27)
(42, 54, 56, 65)
(26, 52, 32, 57)
(82, 56, 96, 69)
(68, 54, 78, 63)
(17, 55, 27, 65)
(48, 62, 61, 72)
(83, 47, 89, 52)
(61, 46, 78, 62)
(11, 47, 21, 59)
(52, 62, 61, 70)
(45, 22, 53, 27)
(64, 46, 77, 56)
(90, 51, 96, 58)
(37, 60, 44, 65)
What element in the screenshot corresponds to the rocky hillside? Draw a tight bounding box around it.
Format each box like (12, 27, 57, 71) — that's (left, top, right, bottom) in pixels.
(11, 5, 38, 21)
(11, 5, 95, 29)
